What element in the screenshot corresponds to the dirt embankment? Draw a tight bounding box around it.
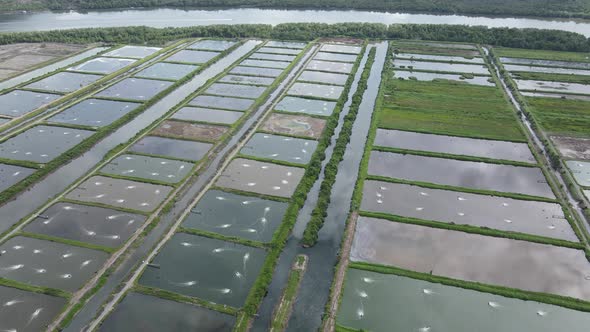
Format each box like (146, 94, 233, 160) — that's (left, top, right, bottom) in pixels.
(0, 43, 86, 80)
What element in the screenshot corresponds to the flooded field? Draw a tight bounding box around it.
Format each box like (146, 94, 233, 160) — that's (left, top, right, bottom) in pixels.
(135, 62, 198, 81)
(361, 180, 576, 241)
(521, 91, 590, 101)
(152, 120, 227, 141)
(26, 72, 102, 93)
(288, 82, 344, 100)
(0, 90, 60, 117)
(216, 158, 305, 198)
(24, 202, 145, 247)
(393, 59, 490, 75)
(314, 52, 357, 63)
(0, 163, 35, 191)
(500, 57, 590, 69)
(0, 125, 93, 163)
(257, 47, 300, 55)
(298, 70, 349, 85)
(374, 129, 535, 163)
(171, 107, 242, 125)
(337, 268, 590, 332)
(98, 292, 235, 331)
(393, 70, 494, 86)
(66, 175, 172, 212)
(100, 154, 193, 184)
(399, 42, 477, 50)
(0, 236, 109, 291)
(261, 113, 326, 139)
(551, 136, 590, 160)
(265, 41, 306, 49)
(230, 66, 282, 77)
(566, 160, 590, 187)
(166, 50, 219, 64)
(189, 40, 236, 51)
(96, 78, 173, 101)
(219, 74, 274, 86)
(306, 60, 353, 74)
(515, 79, 590, 95)
(68, 57, 135, 74)
(368, 151, 555, 198)
(395, 52, 484, 64)
(205, 83, 266, 99)
(250, 53, 295, 62)
(129, 136, 212, 161)
(275, 96, 336, 116)
(241, 59, 290, 69)
(104, 46, 161, 59)
(183, 189, 288, 242)
(351, 217, 590, 300)
(139, 233, 266, 307)
(190, 95, 254, 111)
(0, 285, 66, 332)
(48, 99, 140, 128)
(320, 44, 362, 54)
(506, 64, 590, 76)
(240, 133, 317, 164)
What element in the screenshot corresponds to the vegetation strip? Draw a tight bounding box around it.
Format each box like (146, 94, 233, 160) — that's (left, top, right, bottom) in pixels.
(270, 254, 307, 332)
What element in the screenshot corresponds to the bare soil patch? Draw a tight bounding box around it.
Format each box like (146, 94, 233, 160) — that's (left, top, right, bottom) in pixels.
(0, 43, 86, 80)
(152, 119, 228, 141)
(261, 113, 326, 139)
(551, 135, 590, 160)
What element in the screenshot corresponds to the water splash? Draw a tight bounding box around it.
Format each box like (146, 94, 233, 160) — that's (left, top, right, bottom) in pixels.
(216, 196, 226, 201)
(180, 242, 195, 247)
(537, 310, 548, 316)
(33, 249, 42, 254)
(35, 268, 46, 274)
(62, 253, 73, 258)
(243, 252, 250, 275)
(218, 224, 232, 229)
(235, 271, 243, 278)
(418, 327, 431, 332)
(173, 280, 197, 287)
(219, 288, 231, 294)
(423, 288, 435, 295)
(212, 248, 225, 253)
(27, 308, 43, 326)
(12, 245, 23, 250)
(81, 260, 92, 268)
(457, 197, 466, 201)
(356, 308, 364, 319)
(488, 301, 501, 308)
(362, 277, 374, 283)
(3, 299, 23, 306)
(2, 264, 24, 271)
(61, 274, 72, 279)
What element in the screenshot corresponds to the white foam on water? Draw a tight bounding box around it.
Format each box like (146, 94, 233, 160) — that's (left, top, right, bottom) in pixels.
(3, 299, 23, 306)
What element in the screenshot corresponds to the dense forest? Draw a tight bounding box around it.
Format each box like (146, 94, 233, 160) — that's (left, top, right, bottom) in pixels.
(1, 0, 590, 19)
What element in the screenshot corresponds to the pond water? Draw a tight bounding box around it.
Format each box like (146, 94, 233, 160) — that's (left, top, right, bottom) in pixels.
(0, 285, 67, 332)
(400, 41, 477, 50)
(66, 175, 172, 212)
(250, 52, 296, 62)
(257, 47, 300, 55)
(171, 106, 243, 125)
(48, 98, 140, 128)
(393, 69, 494, 86)
(0, 90, 60, 117)
(188, 39, 236, 51)
(395, 52, 484, 64)
(500, 57, 590, 70)
(104, 46, 162, 59)
(96, 78, 173, 101)
(219, 74, 274, 86)
(515, 79, 590, 95)
(205, 83, 266, 99)
(139, 233, 267, 307)
(129, 136, 212, 161)
(368, 151, 555, 198)
(135, 62, 198, 81)
(566, 160, 590, 187)
(241, 59, 290, 69)
(265, 41, 307, 49)
(230, 66, 282, 77)
(25, 72, 102, 93)
(321, 44, 362, 54)
(351, 216, 590, 301)
(361, 180, 576, 241)
(240, 133, 318, 164)
(183, 189, 288, 242)
(337, 268, 590, 332)
(216, 158, 305, 198)
(0, 125, 93, 163)
(100, 154, 193, 184)
(0, 163, 35, 192)
(314, 52, 357, 63)
(288, 82, 344, 100)
(521, 91, 590, 100)
(261, 113, 326, 139)
(0, 236, 109, 292)
(585, 190, 590, 200)
(274, 96, 336, 116)
(190, 95, 254, 111)
(98, 292, 235, 331)
(306, 60, 353, 74)
(298, 70, 349, 85)
(152, 120, 227, 141)
(165, 50, 220, 64)
(393, 59, 490, 75)
(25, 202, 145, 247)
(374, 129, 535, 163)
(506, 64, 590, 76)
(68, 57, 135, 74)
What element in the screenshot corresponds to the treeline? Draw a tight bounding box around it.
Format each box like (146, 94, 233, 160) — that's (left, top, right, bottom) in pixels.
(0, 23, 588, 52)
(3, 0, 590, 20)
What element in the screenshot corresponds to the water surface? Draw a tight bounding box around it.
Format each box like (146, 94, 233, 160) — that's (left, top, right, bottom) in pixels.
(306, 60, 353, 74)
(395, 52, 484, 64)
(241, 59, 290, 69)
(189, 39, 236, 51)
(298, 70, 349, 85)
(219, 74, 274, 86)
(0, 285, 67, 332)
(393, 69, 494, 86)
(104, 46, 161, 59)
(25, 72, 102, 93)
(288, 82, 344, 100)
(205, 83, 266, 99)
(100, 154, 193, 184)
(500, 57, 590, 69)
(506, 64, 590, 76)
(135, 62, 198, 81)
(190, 95, 254, 111)
(171, 106, 242, 125)
(257, 47, 300, 55)
(230, 66, 282, 77)
(515, 79, 590, 95)
(165, 50, 220, 64)
(68, 57, 135, 74)
(250, 52, 296, 62)
(96, 78, 173, 101)
(240, 133, 318, 164)
(48, 99, 140, 128)
(274, 96, 336, 116)
(314, 52, 357, 63)
(393, 59, 490, 75)
(129, 136, 212, 161)
(0, 163, 35, 191)
(566, 160, 590, 187)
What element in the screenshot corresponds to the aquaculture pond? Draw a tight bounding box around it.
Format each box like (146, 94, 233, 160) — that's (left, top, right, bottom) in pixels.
(515, 80, 590, 95)
(48, 99, 140, 128)
(506, 64, 590, 76)
(24, 202, 145, 247)
(139, 233, 267, 307)
(257, 47, 300, 55)
(189, 39, 236, 51)
(500, 57, 590, 69)
(393, 70, 494, 86)
(0, 125, 93, 163)
(306, 60, 353, 74)
(25, 72, 102, 93)
(68, 57, 135, 74)
(250, 53, 295, 62)
(96, 78, 173, 101)
(395, 52, 484, 64)
(135, 62, 198, 81)
(337, 268, 590, 332)
(298, 70, 349, 85)
(183, 189, 288, 242)
(219, 74, 274, 86)
(551, 136, 590, 160)
(216, 158, 305, 198)
(351, 217, 590, 301)
(190, 95, 254, 111)
(288, 82, 344, 100)
(368, 151, 555, 198)
(566, 160, 590, 187)
(241, 59, 290, 69)
(374, 129, 535, 163)
(361, 180, 576, 241)
(400, 42, 477, 50)
(98, 292, 235, 332)
(0, 285, 67, 332)
(129, 136, 212, 161)
(101, 154, 193, 184)
(205, 83, 266, 99)
(240, 133, 318, 164)
(314, 52, 357, 63)
(152, 120, 227, 141)
(171, 107, 242, 125)
(0, 163, 35, 191)
(265, 41, 306, 49)
(66, 176, 172, 212)
(230, 66, 282, 77)
(320, 44, 362, 54)
(261, 113, 326, 139)
(521, 92, 590, 101)
(104, 46, 162, 59)
(274, 96, 336, 116)
(393, 59, 490, 75)
(165, 50, 219, 64)
(0, 90, 60, 117)
(0, 236, 109, 292)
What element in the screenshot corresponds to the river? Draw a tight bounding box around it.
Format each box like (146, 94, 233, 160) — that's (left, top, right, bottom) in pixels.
(1, 8, 590, 37)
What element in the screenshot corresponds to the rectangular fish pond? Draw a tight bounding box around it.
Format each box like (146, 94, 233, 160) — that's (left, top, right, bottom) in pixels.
(230, 66, 282, 78)
(257, 47, 300, 55)
(205, 83, 266, 99)
(135, 62, 199, 81)
(393, 70, 494, 87)
(261, 113, 326, 139)
(0, 90, 60, 117)
(0, 163, 35, 192)
(320, 44, 362, 54)
(0, 285, 67, 332)
(190, 95, 254, 112)
(395, 52, 485, 64)
(151, 120, 227, 142)
(240, 133, 318, 165)
(298, 70, 349, 86)
(505, 64, 590, 76)
(129, 136, 213, 162)
(566, 160, 590, 187)
(25, 72, 102, 93)
(104, 46, 162, 59)
(249, 52, 296, 62)
(95, 78, 173, 101)
(288, 82, 344, 100)
(240, 59, 290, 69)
(188, 39, 236, 51)
(68, 57, 136, 74)
(314, 52, 358, 63)
(500, 57, 590, 70)
(101, 154, 193, 184)
(274, 96, 336, 117)
(265, 41, 306, 49)
(171, 107, 242, 125)
(165, 50, 220, 64)
(515, 80, 590, 95)
(139, 233, 266, 307)
(306, 60, 353, 74)
(219, 74, 274, 86)
(47, 99, 140, 128)
(393, 59, 490, 75)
